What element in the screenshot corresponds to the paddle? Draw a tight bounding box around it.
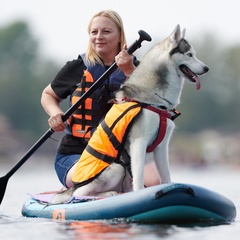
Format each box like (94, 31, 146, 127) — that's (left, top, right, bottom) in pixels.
(0, 30, 152, 205)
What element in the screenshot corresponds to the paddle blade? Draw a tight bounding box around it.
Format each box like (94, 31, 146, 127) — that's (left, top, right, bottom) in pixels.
(0, 175, 9, 205)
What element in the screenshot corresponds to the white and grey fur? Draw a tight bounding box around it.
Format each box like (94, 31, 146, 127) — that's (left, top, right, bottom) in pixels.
(51, 24, 209, 204)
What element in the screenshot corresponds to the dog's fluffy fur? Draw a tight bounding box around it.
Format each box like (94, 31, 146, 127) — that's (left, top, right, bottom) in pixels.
(51, 25, 209, 204)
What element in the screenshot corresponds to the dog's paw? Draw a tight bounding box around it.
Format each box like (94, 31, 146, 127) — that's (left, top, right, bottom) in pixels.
(50, 188, 74, 204)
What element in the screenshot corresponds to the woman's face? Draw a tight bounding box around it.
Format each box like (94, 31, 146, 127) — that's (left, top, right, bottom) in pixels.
(89, 16, 121, 64)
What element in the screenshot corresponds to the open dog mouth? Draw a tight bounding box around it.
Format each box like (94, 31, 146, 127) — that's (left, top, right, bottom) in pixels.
(179, 64, 201, 90)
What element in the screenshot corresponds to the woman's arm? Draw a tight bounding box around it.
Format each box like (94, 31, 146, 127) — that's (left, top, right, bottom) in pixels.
(41, 84, 66, 132)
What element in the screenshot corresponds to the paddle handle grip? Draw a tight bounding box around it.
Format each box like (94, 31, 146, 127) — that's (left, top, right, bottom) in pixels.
(127, 30, 152, 55)
(61, 30, 152, 122)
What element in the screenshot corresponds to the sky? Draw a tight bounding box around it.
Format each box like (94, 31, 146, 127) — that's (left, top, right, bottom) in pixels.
(1, 0, 240, 64)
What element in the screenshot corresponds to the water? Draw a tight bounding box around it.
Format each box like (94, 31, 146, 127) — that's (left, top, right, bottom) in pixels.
(0, 159, 239, 240)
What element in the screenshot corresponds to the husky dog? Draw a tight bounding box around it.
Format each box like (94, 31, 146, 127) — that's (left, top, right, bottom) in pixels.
(51, 25, 209, 204)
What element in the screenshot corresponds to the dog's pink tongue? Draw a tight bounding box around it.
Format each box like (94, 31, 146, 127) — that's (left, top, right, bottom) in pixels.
(194, 76, 201, 90)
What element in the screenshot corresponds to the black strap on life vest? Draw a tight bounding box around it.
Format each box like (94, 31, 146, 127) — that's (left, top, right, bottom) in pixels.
(85, 145, 115, 164)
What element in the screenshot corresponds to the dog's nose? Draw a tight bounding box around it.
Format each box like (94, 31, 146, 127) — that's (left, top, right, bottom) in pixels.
(204, 66, 209, 73)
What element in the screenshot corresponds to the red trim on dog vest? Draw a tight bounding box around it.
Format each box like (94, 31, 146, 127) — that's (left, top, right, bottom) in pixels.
(146, 106, 171, 153)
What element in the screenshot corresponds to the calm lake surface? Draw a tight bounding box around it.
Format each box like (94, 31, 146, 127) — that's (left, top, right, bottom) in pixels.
(0, 159, 239, 240)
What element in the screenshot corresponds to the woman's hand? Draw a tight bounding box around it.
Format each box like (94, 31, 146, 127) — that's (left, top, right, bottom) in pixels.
(48, 112, 66, 132)
(115, 44, 136, 77)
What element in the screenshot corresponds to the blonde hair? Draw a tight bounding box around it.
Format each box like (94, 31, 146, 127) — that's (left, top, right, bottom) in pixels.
(85, 10, 126, 65)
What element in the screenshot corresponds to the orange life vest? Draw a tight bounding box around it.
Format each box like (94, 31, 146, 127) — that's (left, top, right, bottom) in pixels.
(72, 102, 143, 185)
(68, 55, 126, 139)
(68, 70, 94, 139)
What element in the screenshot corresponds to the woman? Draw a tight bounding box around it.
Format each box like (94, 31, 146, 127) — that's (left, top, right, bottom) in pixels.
(41, 10, 160, 189)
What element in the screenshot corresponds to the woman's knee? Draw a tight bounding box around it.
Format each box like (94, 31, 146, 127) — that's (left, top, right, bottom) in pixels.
(65, 163, 77, 188)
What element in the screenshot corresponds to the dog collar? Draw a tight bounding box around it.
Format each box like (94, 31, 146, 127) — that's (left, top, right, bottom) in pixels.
(153, 92, 173, 108)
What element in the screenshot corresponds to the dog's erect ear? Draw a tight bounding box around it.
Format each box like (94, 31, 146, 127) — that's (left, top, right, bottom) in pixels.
(182, 28, 186, 39)
(170, 24, 182, 43)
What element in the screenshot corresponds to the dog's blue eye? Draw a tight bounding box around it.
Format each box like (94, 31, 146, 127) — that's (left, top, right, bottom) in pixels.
(187, 53, 193, 57)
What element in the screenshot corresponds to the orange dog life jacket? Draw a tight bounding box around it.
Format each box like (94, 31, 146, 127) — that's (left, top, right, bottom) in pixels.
(72, 101, 143, 186)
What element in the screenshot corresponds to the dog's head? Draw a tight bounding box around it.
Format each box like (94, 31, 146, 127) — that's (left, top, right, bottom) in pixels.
(166, 25, 209, 90)
(117, 25, 209, 107)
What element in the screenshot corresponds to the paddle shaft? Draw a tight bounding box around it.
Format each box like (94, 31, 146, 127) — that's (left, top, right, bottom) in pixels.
(0, 30, 151, 204)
